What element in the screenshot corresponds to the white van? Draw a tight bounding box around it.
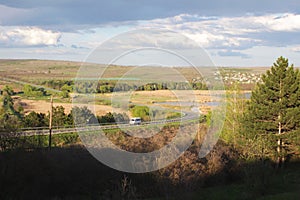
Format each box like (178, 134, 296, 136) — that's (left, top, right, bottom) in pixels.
(129, 117, 141, 125)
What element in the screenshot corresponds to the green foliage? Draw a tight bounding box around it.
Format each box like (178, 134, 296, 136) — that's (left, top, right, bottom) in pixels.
(130, 105, 150, 121)
(23, 111, 47, 127)
(0, 87, 19, 116)
(97, 112, 115, 123)
(41, 80, 73, 90)
(205, 110, 212, 127)
(15, 133, 79, 149)
(51, 133, 79, 146)
(242, 57, 300, 159)
(50, 106, 72, 127)
(0, 90, 22, 134)
(166, 111, 182, 119)
(99, 84, 114, 93)
(97, 112, 129, 124)
(2, 85, 14, 96)
(130, 105, 180, 121)
(0, 112, 21, 133)
(1, 94, 14, 114)
(191, 81, 208, 90)
(23, 84, 47, 97)
(60, 84, 73, 98)
(221, 83, 246, 147)
(74, 80, 207, 94)
(0, 100, 22, 150)
(71, 106, 97, 125)
(114, 112, 130, 123)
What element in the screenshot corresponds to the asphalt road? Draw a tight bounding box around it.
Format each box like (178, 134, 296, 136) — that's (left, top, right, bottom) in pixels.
(16, 110, 199, 136)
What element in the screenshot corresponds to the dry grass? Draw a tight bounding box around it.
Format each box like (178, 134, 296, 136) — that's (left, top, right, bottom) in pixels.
(16, 98, 127, 116)
(13, 90, 231, 115)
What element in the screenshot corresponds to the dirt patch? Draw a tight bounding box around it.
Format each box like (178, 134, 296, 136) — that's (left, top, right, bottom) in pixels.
(20, 99, 127, 116)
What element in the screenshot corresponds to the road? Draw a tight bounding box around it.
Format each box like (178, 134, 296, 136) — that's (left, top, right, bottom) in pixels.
(0, 76, 200, 137)
(16, 110, 199, 136)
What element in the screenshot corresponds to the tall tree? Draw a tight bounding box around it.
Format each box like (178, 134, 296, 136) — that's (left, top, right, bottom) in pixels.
(242, 57, 300, 166)
(221, 83, 246, 148)
(48, 106, 69, 128)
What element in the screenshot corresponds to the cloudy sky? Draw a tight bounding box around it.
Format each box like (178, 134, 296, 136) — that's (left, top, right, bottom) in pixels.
(0, 0, 300, 66)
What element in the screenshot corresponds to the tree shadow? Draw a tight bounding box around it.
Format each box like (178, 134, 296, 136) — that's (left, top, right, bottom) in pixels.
(0, 142, 299, 200)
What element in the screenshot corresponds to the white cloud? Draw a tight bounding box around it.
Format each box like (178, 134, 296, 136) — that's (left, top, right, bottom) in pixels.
(139, 14, 259, 50)
(139, 13, 300, 50)
(95, 29, 200, 51)
(254, 13, 300, 32)
(1, 12, 300, 66)
(291, 45, 300, 52)
(0, 26, 61, 46)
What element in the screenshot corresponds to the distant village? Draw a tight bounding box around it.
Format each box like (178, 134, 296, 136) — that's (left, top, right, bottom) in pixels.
(214, 69, 262, 85)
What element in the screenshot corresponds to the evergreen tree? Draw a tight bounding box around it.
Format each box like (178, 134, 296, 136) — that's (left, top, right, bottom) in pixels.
(242, 57, 300, 166)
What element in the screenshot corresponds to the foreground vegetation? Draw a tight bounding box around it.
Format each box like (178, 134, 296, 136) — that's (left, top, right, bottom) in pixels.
(1, 142, 299, 199)
(0, 57, 300, 199)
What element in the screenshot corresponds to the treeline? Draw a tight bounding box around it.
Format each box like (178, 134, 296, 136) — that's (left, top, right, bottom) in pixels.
(18, 80, 208, 99)
(75, 80, 208, 94)
(37, 79, 207, 95)
(23, 106, 129, 128)
(41, 80, 73, 90)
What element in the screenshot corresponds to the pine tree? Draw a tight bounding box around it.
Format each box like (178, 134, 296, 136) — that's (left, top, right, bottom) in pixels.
(242, 57, 300, 166)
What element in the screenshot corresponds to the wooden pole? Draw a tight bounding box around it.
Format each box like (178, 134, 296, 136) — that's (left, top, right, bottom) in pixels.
(49, 96, 53, 150)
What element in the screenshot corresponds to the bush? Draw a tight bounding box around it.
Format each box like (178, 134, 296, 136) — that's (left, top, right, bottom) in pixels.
(130, 105, 150, 121)
(23, 84, 47, 97)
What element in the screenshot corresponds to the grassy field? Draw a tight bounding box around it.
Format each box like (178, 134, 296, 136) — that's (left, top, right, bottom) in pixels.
(0, 59, 252, 116)
(0, 59, 269, 84)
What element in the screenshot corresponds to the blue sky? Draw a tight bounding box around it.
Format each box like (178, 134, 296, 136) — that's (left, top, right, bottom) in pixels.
(0, 0, 300, 66)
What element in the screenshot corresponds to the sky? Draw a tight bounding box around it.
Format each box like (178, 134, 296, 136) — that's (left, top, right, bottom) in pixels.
(0, 0, 300, 66)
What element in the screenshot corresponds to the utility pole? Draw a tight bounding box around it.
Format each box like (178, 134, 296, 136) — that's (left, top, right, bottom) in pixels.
(49, 95, 53, 150)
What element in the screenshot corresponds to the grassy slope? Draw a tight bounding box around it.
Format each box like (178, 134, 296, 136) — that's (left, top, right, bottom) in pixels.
(0, 59, 270, 84)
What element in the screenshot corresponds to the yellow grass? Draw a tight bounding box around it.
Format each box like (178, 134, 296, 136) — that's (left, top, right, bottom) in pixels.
(19, 99, 127, 116)
(17, 90, 235, 115)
